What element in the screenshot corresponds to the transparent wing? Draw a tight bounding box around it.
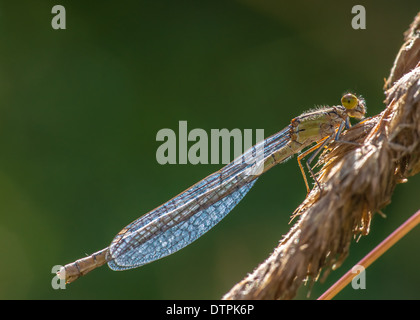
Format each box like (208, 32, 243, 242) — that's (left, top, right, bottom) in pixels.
(108, 180, 257, 270)
(108, 125, 292, 270)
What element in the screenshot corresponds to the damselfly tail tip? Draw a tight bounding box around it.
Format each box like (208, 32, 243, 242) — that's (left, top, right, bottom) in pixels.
(56, 266, 66, 280)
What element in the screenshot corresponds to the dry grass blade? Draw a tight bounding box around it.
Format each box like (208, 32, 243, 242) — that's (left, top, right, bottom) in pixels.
(386, 12, 420, 89)
(223, 12, 420, 300)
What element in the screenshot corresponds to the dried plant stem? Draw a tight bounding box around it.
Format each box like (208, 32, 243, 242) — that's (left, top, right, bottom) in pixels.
(318, 209, 420, 300)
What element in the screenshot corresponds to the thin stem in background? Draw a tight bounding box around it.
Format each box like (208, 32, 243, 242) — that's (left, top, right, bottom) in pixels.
(319, 209, 420, 300)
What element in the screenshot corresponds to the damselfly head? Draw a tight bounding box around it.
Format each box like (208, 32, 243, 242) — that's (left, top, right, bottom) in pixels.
(341, 93, 366, 119)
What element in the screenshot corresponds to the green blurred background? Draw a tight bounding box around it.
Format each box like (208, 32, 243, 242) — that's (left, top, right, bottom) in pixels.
(0, 0, 419, 299)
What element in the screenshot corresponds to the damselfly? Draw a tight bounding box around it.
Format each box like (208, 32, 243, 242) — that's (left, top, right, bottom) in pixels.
(58, 93, 366, 283)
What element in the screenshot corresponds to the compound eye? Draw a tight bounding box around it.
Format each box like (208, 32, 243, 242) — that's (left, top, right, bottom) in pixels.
(341, 93, 358, 110)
